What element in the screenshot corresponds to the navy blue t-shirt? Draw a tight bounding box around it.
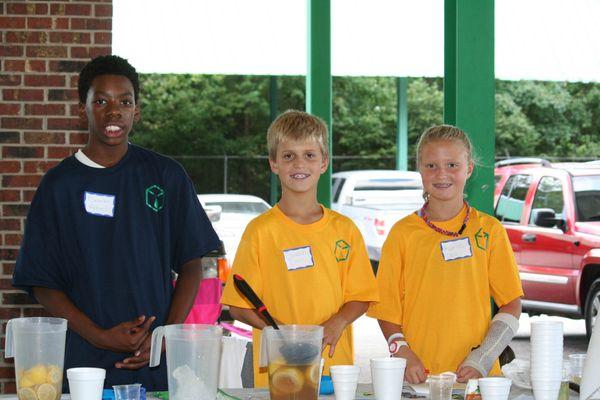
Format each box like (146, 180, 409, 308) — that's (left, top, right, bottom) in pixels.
(13, 144, 220, 391)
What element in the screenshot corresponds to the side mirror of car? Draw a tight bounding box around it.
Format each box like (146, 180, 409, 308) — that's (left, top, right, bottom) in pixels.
(204, 205, 222, 222)
(533, 208, 567, 232)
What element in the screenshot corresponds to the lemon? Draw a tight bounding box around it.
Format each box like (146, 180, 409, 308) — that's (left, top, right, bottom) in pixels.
(17, 387, 37, 400)
(26, 364, 48, 385)
(305, 362, 321, 385)
(268, 358, 285, 376)
(18, 376, 35, 388)
(271, 366, 304, 395)
(37, 383, 57, 400)
(46, 365, 62, 385)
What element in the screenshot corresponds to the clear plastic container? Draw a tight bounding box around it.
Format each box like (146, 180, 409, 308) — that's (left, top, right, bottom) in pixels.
(149, 324, 222, 400)
(5, 317, 67, 400)
(263, 325, 324, 400)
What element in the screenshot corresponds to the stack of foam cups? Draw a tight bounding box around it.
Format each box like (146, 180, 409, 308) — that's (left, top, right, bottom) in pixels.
(530, 320, 564, 400)
(330, 365, 360, 400)
(370, 357, 406, 400)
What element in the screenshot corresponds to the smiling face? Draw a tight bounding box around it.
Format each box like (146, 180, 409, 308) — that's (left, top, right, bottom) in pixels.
(418, 139, 474, 204)
(269, 138, 328, 196)
(79, 74, 140, 152)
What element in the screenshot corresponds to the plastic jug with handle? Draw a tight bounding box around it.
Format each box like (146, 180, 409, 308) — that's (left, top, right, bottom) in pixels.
(149, 324, 222, 400)
(5, 317, 67, 400)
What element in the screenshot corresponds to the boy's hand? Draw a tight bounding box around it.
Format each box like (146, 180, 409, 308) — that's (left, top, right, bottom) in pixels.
(98, 315, 155, 353)
(321, 314, 347, 358)
(398, 347, 428, 384)
(456, 364, 482, 382)
(116, 334, 153, 370)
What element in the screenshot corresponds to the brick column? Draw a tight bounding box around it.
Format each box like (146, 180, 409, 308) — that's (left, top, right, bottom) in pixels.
(0, 1, 112, 393)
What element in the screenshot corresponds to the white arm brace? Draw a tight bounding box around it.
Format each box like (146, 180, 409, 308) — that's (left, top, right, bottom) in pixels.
(461, 313, 519, 376)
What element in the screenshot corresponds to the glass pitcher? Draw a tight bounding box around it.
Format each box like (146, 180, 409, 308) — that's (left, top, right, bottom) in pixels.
(149, 324, 222, 400)
(5, 317, 67, 400)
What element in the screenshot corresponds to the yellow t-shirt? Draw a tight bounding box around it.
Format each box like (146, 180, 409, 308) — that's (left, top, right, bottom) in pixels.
(221, 204, 379, 387)
(367, 206, 523, 376)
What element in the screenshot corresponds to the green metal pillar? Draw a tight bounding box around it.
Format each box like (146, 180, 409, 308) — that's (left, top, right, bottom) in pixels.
(269, 76, 279, 205)
(444, 0, 495, 214)
(396, 77, 408, 171)
(307, 0, 332, 207)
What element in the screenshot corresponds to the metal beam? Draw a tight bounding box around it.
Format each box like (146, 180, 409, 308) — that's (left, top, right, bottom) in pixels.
(444, 0, 495, 214)
(396, 77, 408, 171)
(307, 0, 332, 207)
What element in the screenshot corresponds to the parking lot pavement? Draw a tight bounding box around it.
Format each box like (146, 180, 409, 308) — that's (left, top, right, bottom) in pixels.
(353, 313, 589, 383)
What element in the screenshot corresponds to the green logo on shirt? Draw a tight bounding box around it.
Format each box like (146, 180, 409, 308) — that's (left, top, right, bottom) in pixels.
(475, 228, 489, 250)
(335, 240, 350, 262)
(145, 184, 165, 212)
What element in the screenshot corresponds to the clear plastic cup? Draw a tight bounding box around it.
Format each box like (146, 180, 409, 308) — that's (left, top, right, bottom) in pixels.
(67, 367, 106, 400)
(370, 357, 406, 400)
(429, 372, 456, 400)
(569, 353, 586, 384)
(113, 383, 141, 400)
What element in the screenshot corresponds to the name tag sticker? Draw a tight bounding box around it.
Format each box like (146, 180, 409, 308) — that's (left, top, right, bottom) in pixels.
(440, 237, 472, 262)
(84, 191, 115, 217)
(283, 246, 314, 271)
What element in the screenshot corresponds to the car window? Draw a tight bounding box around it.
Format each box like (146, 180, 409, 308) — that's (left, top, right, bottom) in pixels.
(205, 201, 269, 215)
(573, 175, 600, 222)
(495, 174, 532, 223)
(332, 178, 345, 203)
(529, 176, 565, 225)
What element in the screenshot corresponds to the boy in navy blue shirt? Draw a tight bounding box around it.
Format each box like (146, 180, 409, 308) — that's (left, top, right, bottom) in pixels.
(13, 55, 220, 390)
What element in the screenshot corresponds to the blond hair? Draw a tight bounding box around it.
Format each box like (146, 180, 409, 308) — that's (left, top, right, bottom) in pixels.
(267, 110, 329, 160)
(416, 124, 474, 167)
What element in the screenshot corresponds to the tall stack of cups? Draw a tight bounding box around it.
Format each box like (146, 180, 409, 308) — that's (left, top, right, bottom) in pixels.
(370, 357, 406, 400)
(530, 320, 563, 400)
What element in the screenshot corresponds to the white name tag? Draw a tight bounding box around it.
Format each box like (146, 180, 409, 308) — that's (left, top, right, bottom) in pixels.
(440, 237, 472, 262)
(283, 246, 314, 271)
(84, 191, 115, 217)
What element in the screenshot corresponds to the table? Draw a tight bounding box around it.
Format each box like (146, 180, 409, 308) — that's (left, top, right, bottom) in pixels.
(0, 384, 577, 399)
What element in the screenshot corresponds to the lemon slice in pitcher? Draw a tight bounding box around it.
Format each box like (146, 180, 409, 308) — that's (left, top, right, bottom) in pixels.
(26, 364, 48, 385)
(305, 362, 321, 385)
(17, 387, 37, 400)
(18, 375, 35, 388)
(37, 383, 57, 400)
(271, 366, 304, 395)
(46, 366, 62, 385)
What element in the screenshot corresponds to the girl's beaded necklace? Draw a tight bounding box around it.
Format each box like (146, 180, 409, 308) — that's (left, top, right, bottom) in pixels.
(419, 200, 470, 237)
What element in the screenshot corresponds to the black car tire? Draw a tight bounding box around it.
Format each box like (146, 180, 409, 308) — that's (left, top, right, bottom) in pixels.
(584, 278, 600, 339)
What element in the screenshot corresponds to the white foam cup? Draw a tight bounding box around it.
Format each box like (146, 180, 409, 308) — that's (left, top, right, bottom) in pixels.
(370, 357, 406, 400)
(531, 379, 561, 400)
(330, 365, 360, 400)
(67, 367, 106, 400)
(478, 377, 512, 400)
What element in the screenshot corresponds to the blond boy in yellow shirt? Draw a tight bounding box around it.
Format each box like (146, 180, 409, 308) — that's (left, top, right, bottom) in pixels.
(221, 110, 379, 387)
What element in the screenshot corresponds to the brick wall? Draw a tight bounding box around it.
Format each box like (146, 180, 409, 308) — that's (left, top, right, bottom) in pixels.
(0, 1, 112, 393)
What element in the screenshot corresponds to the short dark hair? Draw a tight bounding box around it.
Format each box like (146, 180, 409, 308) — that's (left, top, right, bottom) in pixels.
(77, 55, 139, 103)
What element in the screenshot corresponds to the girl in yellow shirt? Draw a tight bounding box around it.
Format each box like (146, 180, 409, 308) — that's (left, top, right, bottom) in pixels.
(368, 125, 523, 384)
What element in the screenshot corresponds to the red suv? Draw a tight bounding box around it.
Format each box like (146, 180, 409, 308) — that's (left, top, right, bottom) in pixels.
(494, 158, 600, 336)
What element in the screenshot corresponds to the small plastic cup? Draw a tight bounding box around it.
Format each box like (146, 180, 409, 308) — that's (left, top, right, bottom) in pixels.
(330, 365, 360, 400)
(67, 367, 106, 400)
(370, 357, 406, 400)
(429, 372, 456, 400)
(113, 383, 141, 400)
(569, 353, 586, 384)
(478, 377, 512, 400)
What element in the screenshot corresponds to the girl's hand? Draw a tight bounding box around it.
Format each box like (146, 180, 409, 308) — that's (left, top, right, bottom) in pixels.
(456, 364, 482, 382)
(397, 347, 428, 384)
